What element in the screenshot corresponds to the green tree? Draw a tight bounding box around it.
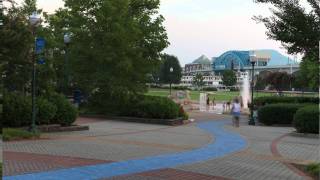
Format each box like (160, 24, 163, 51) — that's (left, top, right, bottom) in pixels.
(0, 1, 34, 93)
(47, 0, 169, 111)
(254, 0, 320, 90)
(255, 71, 271, 90)
(192, 73, 205, 90)
(159, 54, 182, 85)
(222, 70, 237, 87)
(266, 72, 291, 92)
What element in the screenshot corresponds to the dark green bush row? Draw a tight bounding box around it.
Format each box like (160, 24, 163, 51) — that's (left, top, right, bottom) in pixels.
(124, 96, 181, 119)
(3, 92, 77, 127)
(202, 87, 218, 91)
(86, 94, 187, 120)
(47, 93, 78, 126)
(293, 105, 319, 134)
(258, 103, 306, 125)
(3, 93, 31, 127)
(254, 96, 319, 107)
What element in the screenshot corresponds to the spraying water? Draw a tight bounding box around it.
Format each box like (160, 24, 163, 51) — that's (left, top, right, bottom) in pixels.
(241, 74, 251, 109)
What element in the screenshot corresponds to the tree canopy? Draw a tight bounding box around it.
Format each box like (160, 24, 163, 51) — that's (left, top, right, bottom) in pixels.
(254, 0, 319, 90)
(159, 54, 182, 85)
(192, 73, 205, 90)
(222, 70, 237, 87)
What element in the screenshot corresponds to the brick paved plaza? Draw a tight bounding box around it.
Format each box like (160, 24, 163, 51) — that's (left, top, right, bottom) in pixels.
(2, 112, 319, 180)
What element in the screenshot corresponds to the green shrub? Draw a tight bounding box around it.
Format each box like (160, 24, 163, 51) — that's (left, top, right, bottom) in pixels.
(3, 93, 31, 127)
(306, 163, 320, 178)
(47, 93, 78, 126)
(3, 128, 40, 141)
(125, 96, 180, 119)
(293, 105, 319, 134)
(36, 97, 57, 125)
(202, 87, 218, 91)
(254, 96, 319, 107)
(258, 103, 305, 125)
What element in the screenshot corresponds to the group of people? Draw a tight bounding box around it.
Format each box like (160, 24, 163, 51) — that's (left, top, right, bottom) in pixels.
(206, 96, 216, 110)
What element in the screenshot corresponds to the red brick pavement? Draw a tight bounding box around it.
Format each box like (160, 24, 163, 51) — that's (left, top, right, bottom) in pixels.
(75, 117, 106, 125)
(108, 168, 231, 180)
(3, 151, 113, 176)
(270, 134, 313, 180)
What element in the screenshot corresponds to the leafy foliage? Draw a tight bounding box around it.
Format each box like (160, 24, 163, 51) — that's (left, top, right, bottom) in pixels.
(254, 96, 319, 107)
(293, 105, 319, 134)
(306, 163, 320, 179)
(125, 96, 180, 119)
(3, 92, 32, 127)
(258, 103, 306, 125)
(159, 54, 182, 84)
(222, 70, 237, 87)
(36, 97, 57, 125)
(46, 93, 78, 126)
(265, 72, 292, 92)
(3, 92, 77, 127)
(3, 128, 40, 141)
(254, 0, 320, 89)
(192, 73, 205, 90)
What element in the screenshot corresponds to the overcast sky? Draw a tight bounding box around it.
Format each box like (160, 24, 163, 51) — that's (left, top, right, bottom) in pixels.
(13, 0, 308, 65)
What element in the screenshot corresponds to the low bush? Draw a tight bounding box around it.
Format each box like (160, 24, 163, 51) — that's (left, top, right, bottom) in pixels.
(306, 163, 320, 179)
(47, 93, 78, 126)
(202, 87, 218, 91)
(3, 128, 40, 141)
(36, 97, 57, 125)
(258, 103, 305, 125)
(3, 92, 77, 127)
(293, 105, 319, 134)
(172, 86, 190, 90)
(126, 96, 180, 119)
(3, 92, 31, 127)
(254, 96, 318, 107)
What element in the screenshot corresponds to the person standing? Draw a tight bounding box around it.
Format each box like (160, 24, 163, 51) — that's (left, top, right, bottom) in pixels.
(231, 98, 241, 127)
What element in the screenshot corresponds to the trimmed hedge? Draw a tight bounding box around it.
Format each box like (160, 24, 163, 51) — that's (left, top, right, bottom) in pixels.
(3, 93, 31, 127)
(254, 96, 319, 107)
(3, 92, 77, 127)
(125, 96, 180, 119)
(258, 103, 305, 125)
(47, 93, 78, 126)
(37, 97, 57, 125)
(293, 105, 319, 134)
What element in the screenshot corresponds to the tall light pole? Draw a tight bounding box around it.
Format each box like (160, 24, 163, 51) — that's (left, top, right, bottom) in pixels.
(249, 53, 256, 126)
(64, 33, 71, 95)
(29, 12, 41, 132)
(170, 67, 173, 96)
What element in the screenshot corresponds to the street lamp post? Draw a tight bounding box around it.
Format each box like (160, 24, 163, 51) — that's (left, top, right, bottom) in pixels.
(29, 12, 41, 132)
(64, 33, 71, 95)
(249, 54, 256, 126)
(170, 67, 173, 96)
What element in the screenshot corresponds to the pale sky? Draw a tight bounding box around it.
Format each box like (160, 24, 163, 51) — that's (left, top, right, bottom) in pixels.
(13, 0, 308, 65)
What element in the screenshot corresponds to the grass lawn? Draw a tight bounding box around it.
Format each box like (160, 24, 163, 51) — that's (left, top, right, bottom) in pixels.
(3, 128, 40, 141)
(145, 88, 315, 102)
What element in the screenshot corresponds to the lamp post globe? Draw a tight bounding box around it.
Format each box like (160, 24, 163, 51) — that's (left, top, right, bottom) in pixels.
(64, 34, 71, 44)
(29, 12, 41, 26)
(249, 53, 256, 126)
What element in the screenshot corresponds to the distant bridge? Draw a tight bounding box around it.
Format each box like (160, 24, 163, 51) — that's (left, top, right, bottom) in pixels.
(243, 64, 300, 75)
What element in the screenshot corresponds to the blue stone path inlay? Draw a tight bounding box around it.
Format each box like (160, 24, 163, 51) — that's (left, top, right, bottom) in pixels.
(5, 121, 247, 180)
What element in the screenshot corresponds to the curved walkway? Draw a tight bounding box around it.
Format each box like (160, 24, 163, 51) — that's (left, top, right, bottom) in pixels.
(4, 121, 247, 180)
